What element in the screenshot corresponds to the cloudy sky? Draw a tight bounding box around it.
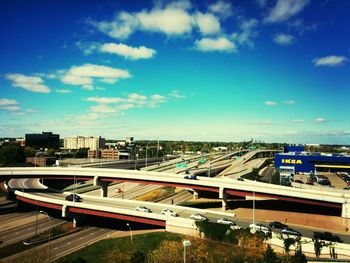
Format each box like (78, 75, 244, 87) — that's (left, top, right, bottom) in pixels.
(1, 0, 349, 144)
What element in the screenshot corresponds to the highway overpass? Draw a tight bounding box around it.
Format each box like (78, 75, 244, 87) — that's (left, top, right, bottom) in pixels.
(1, 167, 350, 217)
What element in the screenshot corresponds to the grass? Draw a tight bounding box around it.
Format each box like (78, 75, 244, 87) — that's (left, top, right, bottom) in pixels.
(134, 186, 175, 202)
(57, 232, 182, 263)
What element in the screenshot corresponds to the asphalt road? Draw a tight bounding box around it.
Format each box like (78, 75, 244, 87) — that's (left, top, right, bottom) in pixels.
(0, 217, 65, 248)
(50, 227, 115, 260)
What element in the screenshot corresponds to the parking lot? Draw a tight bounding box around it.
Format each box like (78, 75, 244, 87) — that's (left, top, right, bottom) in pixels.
(293, 172, 349, 190)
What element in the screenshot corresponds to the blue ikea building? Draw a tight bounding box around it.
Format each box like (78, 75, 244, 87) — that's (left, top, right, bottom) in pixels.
(275, 146, 350, 173)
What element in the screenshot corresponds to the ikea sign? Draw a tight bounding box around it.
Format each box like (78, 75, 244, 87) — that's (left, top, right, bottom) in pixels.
(282, 159, 302, 165)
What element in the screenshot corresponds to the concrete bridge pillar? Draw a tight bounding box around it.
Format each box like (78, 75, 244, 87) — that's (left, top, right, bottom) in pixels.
(93, 176, 110, 197)
(342, 202, 350, 218)
(219, 187, 229, 211)
(193, 191, 199, 200)
(62, 205, 68, 217)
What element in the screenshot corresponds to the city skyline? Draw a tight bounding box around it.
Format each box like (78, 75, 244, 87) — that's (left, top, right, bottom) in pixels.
(1, 0, 349, 144)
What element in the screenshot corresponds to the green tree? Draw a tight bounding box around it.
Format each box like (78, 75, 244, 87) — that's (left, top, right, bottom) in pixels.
(263, 245, 279, 263)
(0, 144, 25, 166)
(131, 250, 146, 263)
(74, 148, 88, 158)
(293, 248, 307, 263)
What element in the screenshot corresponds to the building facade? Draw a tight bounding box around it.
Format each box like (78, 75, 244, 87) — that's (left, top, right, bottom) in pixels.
(64, 136, 105, 150)
(275, 147, 350, 174)
(25, 132, 60, 149)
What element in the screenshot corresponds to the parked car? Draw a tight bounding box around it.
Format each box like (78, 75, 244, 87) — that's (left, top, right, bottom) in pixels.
(190, 213, 208, 221)
(217, 218, 235, 225)
(313, 232, 343, 243)
(65, 193, 82, 202)
(184, 174, 197, 180)
(249, 223, 270, 235)
(161, 208, 178, 217)
(135, 206, 152, 213)
(269, 221, 288, 229)
(237, 178, 244, 181)
(282, 227, 302, 236)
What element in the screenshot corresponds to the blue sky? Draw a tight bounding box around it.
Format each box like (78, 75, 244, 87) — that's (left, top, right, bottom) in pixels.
(1, 0, 349, 144)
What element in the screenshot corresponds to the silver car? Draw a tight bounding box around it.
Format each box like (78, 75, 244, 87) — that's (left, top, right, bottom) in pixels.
(135, 206, 152, 213)
(217, 218, 235, 225)
(190, 213, 208, 221)
(161, 208, 178, 217)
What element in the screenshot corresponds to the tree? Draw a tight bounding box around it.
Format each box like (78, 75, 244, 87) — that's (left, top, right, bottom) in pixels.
(148, 240, 182, 263)
(293, 248, 307, 263)
(131, 250, 146, 263)
(0, 144, 25, 166)
(263, 245, 279, 263)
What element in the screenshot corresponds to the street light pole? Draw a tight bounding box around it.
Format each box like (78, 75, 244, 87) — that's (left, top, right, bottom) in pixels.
(253, 190, 255, 225)
(126, 223, 132, 243)
(39, 210, 51, 262)
(145, 145, 148, 167)
(183, 240, 191, 263)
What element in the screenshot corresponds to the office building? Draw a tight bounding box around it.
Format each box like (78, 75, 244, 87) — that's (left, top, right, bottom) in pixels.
(25, 132, 60, 149)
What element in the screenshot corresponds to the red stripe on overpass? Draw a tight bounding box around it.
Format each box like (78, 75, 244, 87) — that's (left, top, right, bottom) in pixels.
(16, 195, 166, 227)
(16, 196, 62, 210)
(225, 189, 341, 209)
(69, 207, 166, 227)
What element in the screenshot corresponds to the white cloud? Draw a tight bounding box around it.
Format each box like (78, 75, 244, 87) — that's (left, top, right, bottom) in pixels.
(76, 41, 99, 55)
(313, 56, 347, 67)
(136, 6, 193, 36)
(151, 94, 166, 102)
(233, 18, 259, 47)
(169, 90, 185, 99)
(61, 64, 131, 89)
(85, 92, 167, 116)
(6, 74, 51, 93)
(89, 104, 118, 113)
(0, 105, 20, 111)
(264, 101, 277, 106)
(208, 1, 233, 19)
(88, 11, 139, 40)
(195, 12, 221, 35)
(85, 97, 124, 104)
(0, 98, 18, 106)
(56, 89, 72, 93)
(314, 118, 327, 124)
(127, 93, 147, 103)
(284, 100, 295, 104)
(273, 33, 295, 45)
(61, 74, 92, 86)
(195, 37, 235, 52)
(291, 119, 304, 123)
(265, 0, 310, 24)
(100, 43, 156, 60)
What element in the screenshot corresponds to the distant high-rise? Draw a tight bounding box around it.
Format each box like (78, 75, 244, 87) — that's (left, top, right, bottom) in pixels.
(25, 132, 60, 149)
(64, 136, 105, 150)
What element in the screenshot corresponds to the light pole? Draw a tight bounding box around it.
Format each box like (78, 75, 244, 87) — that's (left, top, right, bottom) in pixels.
(183, 240, 191, 263)
(40, 210, 51, 262)
(134, 154, 139, 170)
(126, 223, 133, 243)
(145, 145, 148, 167)
(253, 190, 255, 225)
